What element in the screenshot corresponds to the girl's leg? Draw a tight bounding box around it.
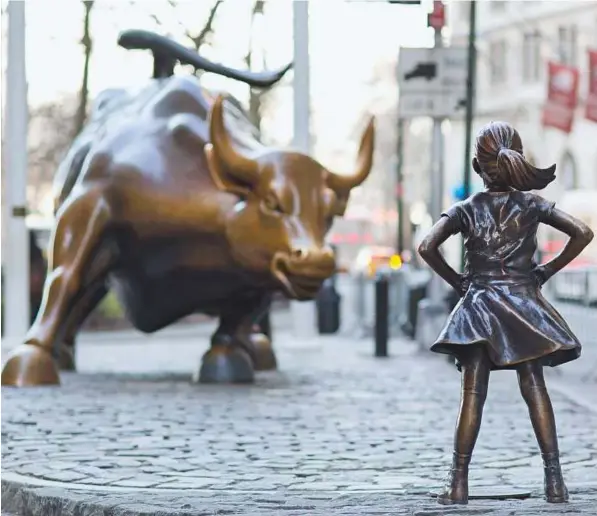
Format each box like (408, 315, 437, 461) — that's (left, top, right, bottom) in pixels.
(438, 345, 491, 505)
(517, 361, 568, 503)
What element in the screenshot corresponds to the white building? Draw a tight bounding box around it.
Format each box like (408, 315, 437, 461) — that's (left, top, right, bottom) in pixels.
(444, 0, 597, 204)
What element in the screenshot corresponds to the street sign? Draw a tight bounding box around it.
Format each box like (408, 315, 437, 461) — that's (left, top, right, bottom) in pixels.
(397, 46, 468, 119)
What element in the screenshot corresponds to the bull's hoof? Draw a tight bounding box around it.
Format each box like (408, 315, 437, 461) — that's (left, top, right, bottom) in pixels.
(250, 333, 277, 371)
(1, 344, 61, 386)
(196, 345, 254, 384)
(58, 343, 76, 371)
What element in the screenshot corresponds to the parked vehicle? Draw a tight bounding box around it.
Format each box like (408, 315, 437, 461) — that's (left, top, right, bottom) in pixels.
(353, 245, 403, 277)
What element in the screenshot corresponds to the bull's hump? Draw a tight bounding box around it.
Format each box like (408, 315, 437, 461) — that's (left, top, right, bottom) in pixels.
(146, 76, 213, 120)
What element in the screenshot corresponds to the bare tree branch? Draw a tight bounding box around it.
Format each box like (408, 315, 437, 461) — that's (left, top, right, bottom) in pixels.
(185, 0, 223, 50)
(73, 0, 95, 138)
(245, 0, 266, 129)
(27, 97, 78, 214)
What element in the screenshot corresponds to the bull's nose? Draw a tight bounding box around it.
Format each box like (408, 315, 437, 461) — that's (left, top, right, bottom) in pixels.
(290, 246, 334, 260)
(289, 246, 335, 269)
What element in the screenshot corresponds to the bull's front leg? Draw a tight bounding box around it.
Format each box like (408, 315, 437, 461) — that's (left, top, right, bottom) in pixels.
(57, 284, 108, 371)
(197, 292, 274, 384)
(1, 190, 115, 386)
(251, 305, 277, 371)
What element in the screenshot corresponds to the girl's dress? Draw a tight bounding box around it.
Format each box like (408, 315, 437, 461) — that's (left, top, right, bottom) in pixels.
(431, 190, 581, 370)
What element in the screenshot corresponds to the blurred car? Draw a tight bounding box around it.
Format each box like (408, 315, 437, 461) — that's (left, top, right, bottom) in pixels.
(352, 245, 403, 277)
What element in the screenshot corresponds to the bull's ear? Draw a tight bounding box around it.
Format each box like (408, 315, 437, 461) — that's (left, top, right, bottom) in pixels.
(205, 143, 253, 197)
(329, 195, 349, 217)
(323, 187, 349, 217)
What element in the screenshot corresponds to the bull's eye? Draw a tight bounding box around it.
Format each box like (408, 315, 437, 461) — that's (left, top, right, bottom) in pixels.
(263, 193, 284, 214)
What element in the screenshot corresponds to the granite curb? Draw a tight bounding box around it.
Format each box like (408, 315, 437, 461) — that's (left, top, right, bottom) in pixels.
(2, 477, 597, 516)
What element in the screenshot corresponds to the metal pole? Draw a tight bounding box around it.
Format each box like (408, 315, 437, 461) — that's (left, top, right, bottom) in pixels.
(396, 118, 405, 255)
(428, 24, 444, 305)
(461, 0, 477, 269)
(292, 0, 311, 153)
(290, 0, 316, 338)
(3, 0, 30, 339)
(374, 273, 389, 357)
(413, 7, 451, 348)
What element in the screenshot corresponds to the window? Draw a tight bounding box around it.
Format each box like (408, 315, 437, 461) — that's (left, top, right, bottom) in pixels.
(490, 1, 507, 12)
(522, 30, 542, 82)
(558, 25, 578, 66)
(489, 39, 508, 84)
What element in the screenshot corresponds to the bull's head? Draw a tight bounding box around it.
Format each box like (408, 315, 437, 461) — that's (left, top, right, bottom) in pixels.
(205, 95, 375, 300)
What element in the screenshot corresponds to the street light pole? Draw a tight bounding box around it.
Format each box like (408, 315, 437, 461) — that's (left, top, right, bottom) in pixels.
(396, 118, 405, 255)
(461, 0, 477, 269)
(414, 0, 451, 348)
(292, 0, 311, 154)
(428, 22, 445, 307)
(3, 0, 31, 339)
(290, 0, 316, 338)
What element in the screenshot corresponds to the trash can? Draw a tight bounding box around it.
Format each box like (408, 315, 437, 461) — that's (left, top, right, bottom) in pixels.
(316, 276, 341, 334)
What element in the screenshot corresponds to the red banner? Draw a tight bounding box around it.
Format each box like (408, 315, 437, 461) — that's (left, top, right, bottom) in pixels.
(427, 1, 445, 30)
(586, 49, 597, 123)
(541, 61, 579, 133)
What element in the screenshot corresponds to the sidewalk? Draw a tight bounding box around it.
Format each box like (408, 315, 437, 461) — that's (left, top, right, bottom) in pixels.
(2, 325, 597, 515)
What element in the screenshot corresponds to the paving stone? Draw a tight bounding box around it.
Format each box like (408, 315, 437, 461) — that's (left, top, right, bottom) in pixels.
(110, 477, 165, 488)
(41, 470, 89, 483)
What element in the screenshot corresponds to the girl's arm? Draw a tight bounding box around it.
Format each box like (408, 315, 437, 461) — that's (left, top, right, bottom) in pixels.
(418, 216, 465, 295)
(537, 208, 594, 282)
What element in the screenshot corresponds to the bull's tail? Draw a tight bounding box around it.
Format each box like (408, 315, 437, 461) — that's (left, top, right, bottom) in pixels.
(118, 29, 293, 89)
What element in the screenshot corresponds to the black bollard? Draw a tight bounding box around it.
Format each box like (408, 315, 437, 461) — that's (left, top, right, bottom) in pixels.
(374, 272, 389, 357)
(316, 276, 341, 334)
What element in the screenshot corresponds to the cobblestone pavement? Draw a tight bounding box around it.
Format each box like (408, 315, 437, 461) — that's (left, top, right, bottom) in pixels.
(2, 323, 597, 515)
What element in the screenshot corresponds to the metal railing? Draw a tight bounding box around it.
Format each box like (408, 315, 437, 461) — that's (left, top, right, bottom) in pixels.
(349, 265, 597, 345)
(349, 264, 432, 340)
(546, 266, 597, 307)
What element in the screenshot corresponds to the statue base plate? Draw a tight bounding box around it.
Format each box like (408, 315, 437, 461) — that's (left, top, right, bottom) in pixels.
(429, 487, 532, 501)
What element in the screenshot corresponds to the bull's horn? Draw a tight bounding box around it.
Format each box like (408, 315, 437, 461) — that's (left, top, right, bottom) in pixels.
(209, 95, 259, 185)
(326, 116, 375, 192)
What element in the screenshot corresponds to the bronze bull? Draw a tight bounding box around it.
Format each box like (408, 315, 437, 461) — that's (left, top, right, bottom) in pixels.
(1, 31, 375, 386)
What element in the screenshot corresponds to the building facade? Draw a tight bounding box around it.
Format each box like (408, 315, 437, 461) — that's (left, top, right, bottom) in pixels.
(444, 0, 597, 203)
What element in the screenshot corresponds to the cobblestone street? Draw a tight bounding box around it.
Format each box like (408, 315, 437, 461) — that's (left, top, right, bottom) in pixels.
(2, 319, 597, 515)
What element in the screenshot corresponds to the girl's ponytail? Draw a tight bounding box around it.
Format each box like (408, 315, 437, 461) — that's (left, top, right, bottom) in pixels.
(496, 147, 556, 191)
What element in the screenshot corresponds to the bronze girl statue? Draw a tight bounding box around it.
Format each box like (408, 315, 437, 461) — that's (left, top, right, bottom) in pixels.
(418, 121, 594, 505)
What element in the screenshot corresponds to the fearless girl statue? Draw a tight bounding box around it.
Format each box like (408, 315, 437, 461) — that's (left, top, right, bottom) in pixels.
(418, 121, 594, 505)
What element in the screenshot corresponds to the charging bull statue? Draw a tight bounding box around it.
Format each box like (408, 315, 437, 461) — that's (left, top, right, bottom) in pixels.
(1, 30, 375, 386)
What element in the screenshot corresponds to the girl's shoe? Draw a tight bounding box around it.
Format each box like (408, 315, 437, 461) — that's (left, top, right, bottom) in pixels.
(437, 452, 470, 505)
(543, 452, 569, 503)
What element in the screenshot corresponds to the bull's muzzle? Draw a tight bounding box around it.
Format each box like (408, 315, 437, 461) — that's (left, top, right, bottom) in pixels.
(270, 247, 336, 300)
